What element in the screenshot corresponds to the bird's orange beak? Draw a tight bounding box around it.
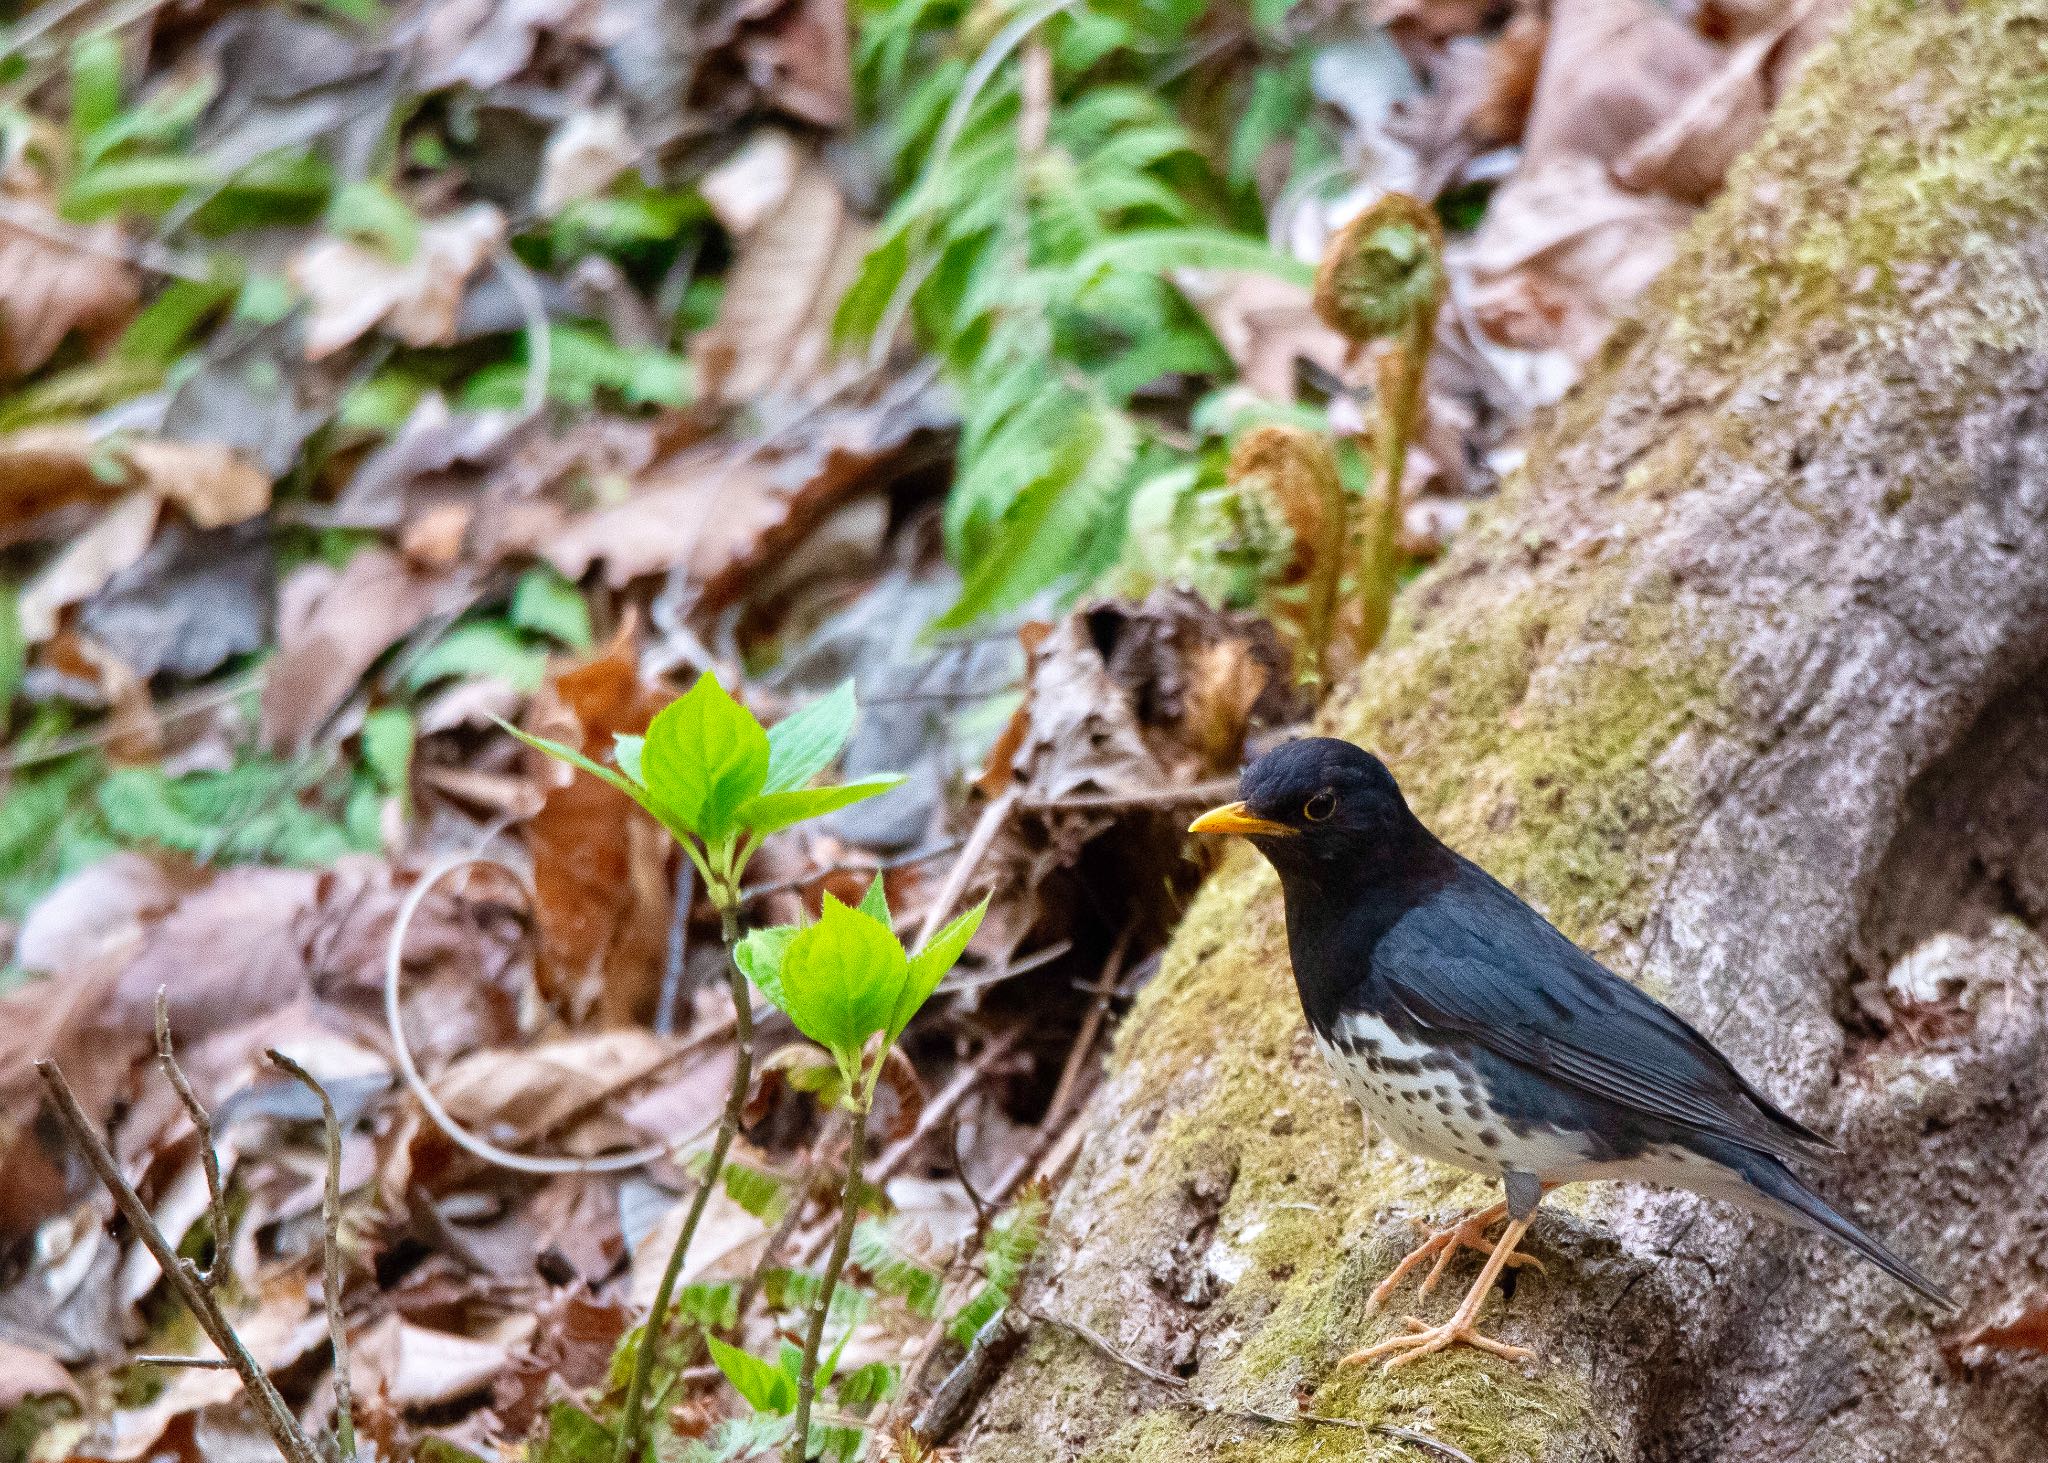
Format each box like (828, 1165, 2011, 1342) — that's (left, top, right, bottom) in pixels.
(1188, 801, 1295, 837)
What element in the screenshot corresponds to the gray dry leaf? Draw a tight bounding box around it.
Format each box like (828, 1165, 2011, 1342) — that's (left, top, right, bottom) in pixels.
(197, 10, 400, 185)
(78, 518, 273, 680)
(162, 321, 334, 480)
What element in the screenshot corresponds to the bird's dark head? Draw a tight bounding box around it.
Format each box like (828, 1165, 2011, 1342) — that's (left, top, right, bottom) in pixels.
(1189, 738, 1426, 879)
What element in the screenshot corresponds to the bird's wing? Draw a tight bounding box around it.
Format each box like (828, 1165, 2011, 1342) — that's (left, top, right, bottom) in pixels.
(1367, 860, 1834, 1164)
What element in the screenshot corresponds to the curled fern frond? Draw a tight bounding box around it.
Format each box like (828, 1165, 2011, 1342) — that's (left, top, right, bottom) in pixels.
(1312, 192, 1446, 347)
(1228, 424, 1346, 687)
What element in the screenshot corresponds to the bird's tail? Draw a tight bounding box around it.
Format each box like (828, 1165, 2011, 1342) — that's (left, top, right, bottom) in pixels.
(1728, 1148, 1956, 1312)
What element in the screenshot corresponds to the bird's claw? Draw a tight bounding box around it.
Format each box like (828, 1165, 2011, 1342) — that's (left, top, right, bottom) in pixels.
(1341, 1315, 1536, 1370)
(1367, 1205, 1545, 1311)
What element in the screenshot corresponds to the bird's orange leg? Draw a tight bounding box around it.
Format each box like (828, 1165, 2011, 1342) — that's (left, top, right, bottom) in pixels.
(1344, 1214, 1537, 1370)
(1368, 1197, 1547, 1311)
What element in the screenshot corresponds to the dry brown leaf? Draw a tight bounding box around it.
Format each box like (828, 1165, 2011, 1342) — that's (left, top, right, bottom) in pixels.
(1614, 0, 1824, 201)
(354, 1315, 519, 1408)
(746, 0, 853, 128)
(1463, 154, 1692, 360)
(690, 157, 865, 402)
(17, 492, 161, 642)
(491, 1293, 631, 1436)
(0, 1338, 79, 1409)
(1523, 0, 1730, 180)
(521, 619, 672, 1022)
(0, 202, 140, 379)
(1172, 269, 1349, 402)
(0, 426, 269, 550)
(430, 1030, 673, 1150)
(117, 867, 321, 1042)
(535, 107, 635, 215)
(541, 386, 936, 601)
(630, 1182, 765, 1302)
(289, 204, 506, 359)
(261, 547, 448, 753)
(15, 851, 190, 977)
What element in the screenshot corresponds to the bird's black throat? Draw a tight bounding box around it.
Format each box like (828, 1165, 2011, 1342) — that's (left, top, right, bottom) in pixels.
(1253, 816, 1457, 1040)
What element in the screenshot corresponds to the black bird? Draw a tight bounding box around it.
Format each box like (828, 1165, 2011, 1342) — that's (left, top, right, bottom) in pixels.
(1190, 737, 1952, 1368)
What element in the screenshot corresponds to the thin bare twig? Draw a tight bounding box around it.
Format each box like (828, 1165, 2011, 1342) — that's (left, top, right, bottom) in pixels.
(655, 855, 696, 1038)
(135, 1354, 234, 1369)
(154, 990, 231, 1287)
(1023, 1308, 1476, 1462)
(915, 790, 1017, 950)
(1018, 776, 1241, 815)
(266, 1051, 358, 1463)
(1041, 931, 1129, 1128)
(737, 836, 965, 903)
(35, 1061, 323, 1463)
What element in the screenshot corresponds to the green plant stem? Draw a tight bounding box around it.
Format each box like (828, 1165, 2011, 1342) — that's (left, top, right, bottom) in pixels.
(1360, 316, 1431, 655)
(787, 1107, 869, 1462)
(616, 901, 754, 1463)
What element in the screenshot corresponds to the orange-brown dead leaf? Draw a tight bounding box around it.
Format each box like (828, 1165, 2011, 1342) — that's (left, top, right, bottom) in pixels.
(521, 618, 674, 1023)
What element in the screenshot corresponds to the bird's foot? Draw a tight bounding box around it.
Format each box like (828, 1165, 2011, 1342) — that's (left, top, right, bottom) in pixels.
(1341, 1315, 1535, 1370)
(1368, 1202, 1545, 1311)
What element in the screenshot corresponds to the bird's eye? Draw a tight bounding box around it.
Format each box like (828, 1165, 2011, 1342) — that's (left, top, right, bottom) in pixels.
(1303, 790, 1336, 821)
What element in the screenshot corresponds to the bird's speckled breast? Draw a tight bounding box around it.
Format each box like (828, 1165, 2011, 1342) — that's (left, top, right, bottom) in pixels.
(1314, 1012, 1511, 1177)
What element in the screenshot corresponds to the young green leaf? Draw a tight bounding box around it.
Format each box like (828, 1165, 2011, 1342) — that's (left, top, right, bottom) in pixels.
(892, 896, 988, 1043)
(776, 895, 908, 1075)
(509, 566, 594, 650)
(735, 775, 904, 837)
(706, 1337, 797, 1414)
(641, 674, 771, 844)
(735, 923, 798, 1015)
(855, 873, 890, 923)
(761, 681, 858, 794)
(494, 719, 644, 803)
(612, 733, 645, 784)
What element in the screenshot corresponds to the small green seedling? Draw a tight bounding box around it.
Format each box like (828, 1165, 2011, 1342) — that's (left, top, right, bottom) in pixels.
(735, 879, 988, 1462)
(502, 673, 899, 908)
(738, 879, 985, 1101)
(502, 672, 902, 1463)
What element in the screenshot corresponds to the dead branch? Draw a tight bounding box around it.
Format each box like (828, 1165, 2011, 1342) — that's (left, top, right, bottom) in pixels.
(266, 1049, 358, 1463)
(36, 1059, 324, 1463)
(153, 988, 231, 1286)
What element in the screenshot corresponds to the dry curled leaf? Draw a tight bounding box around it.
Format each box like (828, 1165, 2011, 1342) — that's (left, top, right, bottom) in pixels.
(289, 204, 506, 359)
(261, 547, 449, 754)
(521, 619, 673, 1022)
(0, 201, 139, 379)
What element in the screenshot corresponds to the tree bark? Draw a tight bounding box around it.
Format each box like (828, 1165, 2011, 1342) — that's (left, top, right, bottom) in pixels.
(959, 2, 2048, 1458)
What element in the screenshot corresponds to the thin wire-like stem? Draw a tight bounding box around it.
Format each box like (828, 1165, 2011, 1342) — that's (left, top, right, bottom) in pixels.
(787, 1108, 869, 1462)
(266, 1050, 357, 1463)
(615, 899, 755, 1463)
(154, 990, 231, 1286)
